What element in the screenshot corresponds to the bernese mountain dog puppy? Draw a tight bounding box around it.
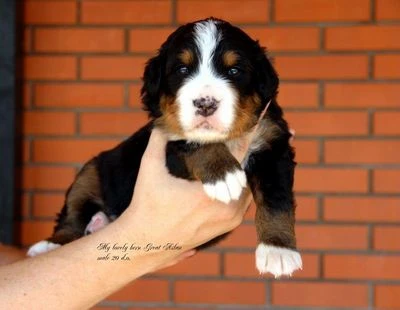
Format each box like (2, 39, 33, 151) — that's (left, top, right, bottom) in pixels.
(28, 18, 302, 278)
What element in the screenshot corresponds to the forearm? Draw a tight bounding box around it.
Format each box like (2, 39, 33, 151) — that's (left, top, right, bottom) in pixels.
(0, 211, 166, 310)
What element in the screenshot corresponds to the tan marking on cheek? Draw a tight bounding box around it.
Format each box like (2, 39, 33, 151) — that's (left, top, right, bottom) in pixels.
(179, 49, 194, 65)
(154, 95, 184, 136)
(228, 93, 262, 139)
(223, 50, 239, 67)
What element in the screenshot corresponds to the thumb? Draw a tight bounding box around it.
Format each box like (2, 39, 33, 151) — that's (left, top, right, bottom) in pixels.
(143, 127, 168, 162)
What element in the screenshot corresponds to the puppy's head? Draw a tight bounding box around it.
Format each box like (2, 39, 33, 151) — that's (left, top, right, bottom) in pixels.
(141, 18, 279, 143)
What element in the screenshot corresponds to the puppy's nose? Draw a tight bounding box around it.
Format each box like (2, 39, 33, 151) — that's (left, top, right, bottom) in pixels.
(193, 96, 218, 117)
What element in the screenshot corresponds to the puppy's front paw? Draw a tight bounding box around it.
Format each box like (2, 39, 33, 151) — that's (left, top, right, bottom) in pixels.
(203, 169, 247, 204)
(255, 243, 302, 278)
(27, 240, 61, 257)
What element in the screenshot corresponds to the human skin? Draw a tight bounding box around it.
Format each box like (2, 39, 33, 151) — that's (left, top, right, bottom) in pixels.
(0, 128, 252, 310)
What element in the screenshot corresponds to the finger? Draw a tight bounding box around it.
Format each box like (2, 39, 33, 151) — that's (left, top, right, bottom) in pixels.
(289, 128, 295, 143)
(238, 191, 253, 216)
(143, 127, 168, 162)
(230, 135, 253, 162)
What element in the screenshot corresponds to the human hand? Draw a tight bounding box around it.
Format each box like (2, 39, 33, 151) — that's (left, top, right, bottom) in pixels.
(119, 128, 252, 272)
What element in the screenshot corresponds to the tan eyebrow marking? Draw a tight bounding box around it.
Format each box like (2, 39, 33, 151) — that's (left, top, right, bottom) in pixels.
(178, 49, 194, 65)
(223, 50, 239, 67)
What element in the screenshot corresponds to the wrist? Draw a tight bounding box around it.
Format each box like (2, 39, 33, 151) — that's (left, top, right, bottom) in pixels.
(111, 208, 186, 275)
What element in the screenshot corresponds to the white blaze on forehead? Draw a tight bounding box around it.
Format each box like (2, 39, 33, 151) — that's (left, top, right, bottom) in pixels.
(194, 19, 221, 71)
(177, 19, 237, 142)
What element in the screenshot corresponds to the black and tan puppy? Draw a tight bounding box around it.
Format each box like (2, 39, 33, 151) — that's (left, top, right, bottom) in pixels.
(28, 18, 302, 278)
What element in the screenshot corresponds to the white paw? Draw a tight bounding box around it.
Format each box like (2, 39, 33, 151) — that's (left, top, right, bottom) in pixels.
(84, 211, 110, 235)
(203, 169, 247, 204)
(255, 243, 302, 278)
(27, 240, 61, 257)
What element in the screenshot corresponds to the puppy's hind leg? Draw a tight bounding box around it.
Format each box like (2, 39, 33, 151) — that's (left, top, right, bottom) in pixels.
(27, 160, 106, 257)
(84, 211, 110, 235)
(27, 201, 92, 257)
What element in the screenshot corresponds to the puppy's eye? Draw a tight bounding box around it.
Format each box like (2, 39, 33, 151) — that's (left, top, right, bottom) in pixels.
(227, 67, 240, 77)
(177, 66, 189, 75)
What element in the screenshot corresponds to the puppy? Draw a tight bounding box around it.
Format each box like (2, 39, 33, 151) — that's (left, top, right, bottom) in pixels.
(28, 18, 302, 278)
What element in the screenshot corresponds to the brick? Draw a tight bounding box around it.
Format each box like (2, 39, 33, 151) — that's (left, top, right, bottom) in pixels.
(19, 221, 54, 245)
(245, 196, 318, 221)
(285, 112, 368, 136)
(278, 83, 319, 108)
(275, 56, 368, 80)
(374, 169, 400, 193)
(23, 140, 30, 162)
(295, 168, 368, 193)
(375, 112, 400, 136)
(324, 197, 400, 223)
(218, 225, 256, 248)
(325, 83, 400, 108)
(325, 140, 400, 164)
(81, 57, 146, 80)
(35, 84, 124, 108)
(374, 55, 400, 79)
(107, 279, 168, 302)
(23, 83, 31, 108)
(35, 28, 124, 53)
(245, 27, 319, 52)
(326, 26, 400, 51)
(296, 225, 368, 250)
(325, 255, 400, 280)
(19, 193, 31, 218)
(129, 28, 174, 53)
(129, 84, 143, 108)
(82, 1, 171, 25)
(156, 252, 219, 276)
(375, 285, 400, 309)
(376, 0, 400, 20)
(174, 280, 265, 304)
(22, 166, 75, 190)
(225, 253, 319, 278)
(177, 0, 269, 23)
(272, 282, 368, 307)
(22, 111, 75, 135)
(220, 222, 361, 251)
(275, 0, 370, 22)
(292, 140, 319, 163)
(374, 227, 400, 251)
(32, 193, 65, 218)
(24, 0, 76, 24)
(23, 28, 31, 52)
(296, 196, 319, 220)
(80, 112, 148, 135)
(23, 56, 77, 80)
(33, 139, 119, 163)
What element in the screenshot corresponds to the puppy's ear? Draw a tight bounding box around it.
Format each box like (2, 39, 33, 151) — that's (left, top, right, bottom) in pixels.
(141, 53, 164, 118)
(255, 45, 279, 102)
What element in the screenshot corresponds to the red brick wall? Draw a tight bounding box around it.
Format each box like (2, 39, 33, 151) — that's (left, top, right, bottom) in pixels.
(18, 0, 400, 308)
